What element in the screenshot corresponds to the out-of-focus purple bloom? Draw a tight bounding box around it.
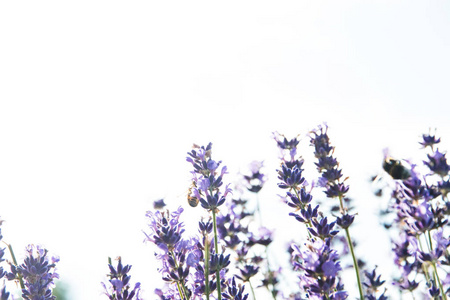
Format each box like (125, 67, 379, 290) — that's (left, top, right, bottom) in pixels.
(438, 179, 450, 198)
(420, 133, 441, 148)
(243, 161, 267, 193)
(273, 132, 300, 161)
(363, 268, 387, 299)
(102, 258, 141, 300)
(0, 285, 9, 300)
(428, 280, 440, 298)
(222, 277, 249, 300)
(16, 245, 59, 300)
(237, 265, 260, 282)
(153, 199, 166, 210)
(424, 149, 450, 177)
(395, 278, 419, 292)
(400, 201, 435, 234)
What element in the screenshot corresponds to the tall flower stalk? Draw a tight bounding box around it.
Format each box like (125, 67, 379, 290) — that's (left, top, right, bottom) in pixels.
(309, 125, 365, 300)
(6, 244, 59, 300)
(144, 207, 196, 299)
(274, 132, 348, 299)
(187, 143, 233, 300)
(102, 257, 141, 300)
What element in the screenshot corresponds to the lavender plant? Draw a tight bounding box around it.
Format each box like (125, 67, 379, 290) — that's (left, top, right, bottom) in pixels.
(377, 131, 450, 299)
(7, 244, 59, 300)
(186, 143, 233, 300)
(102, 257, 141, 300)
(2, 125, 450, 300)
(274, 131, 348, 299)
(309, 124, 365, 299)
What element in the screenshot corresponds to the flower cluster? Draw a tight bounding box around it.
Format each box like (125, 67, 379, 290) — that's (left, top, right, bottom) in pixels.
(242, 161, 267, 194)
(274, 131, 348, 299)
(102, 257, 141, 300)
(216, 161, 279, 298)
(186, 143, 231, 211)
(3, 126, 450, 300)
(309, 125, 366, 298)
(376, 131, 450, 299)
(12, 245, 59, 300)
(144, 207, 199, 299)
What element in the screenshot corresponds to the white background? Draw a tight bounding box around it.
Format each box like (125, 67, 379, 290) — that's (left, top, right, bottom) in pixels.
(1, 1, 450, 299)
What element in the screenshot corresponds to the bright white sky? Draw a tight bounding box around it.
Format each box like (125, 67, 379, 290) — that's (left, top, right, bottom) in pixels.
(1, 1, 450, 299)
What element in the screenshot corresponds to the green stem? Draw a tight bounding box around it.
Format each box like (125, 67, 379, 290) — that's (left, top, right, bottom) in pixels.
(336, 194, 364, 300)
(175, 282, 185, 300)
(431, 262, 447, 300)
(169, 250, 189, 299)
(416, 235, 431, 285)
(248, 279, 256, 300)
(204, 235, 210, 300)
(5, 242, 25, 290)
(212, 209, 222, 300)
(344, 228, 364, 300)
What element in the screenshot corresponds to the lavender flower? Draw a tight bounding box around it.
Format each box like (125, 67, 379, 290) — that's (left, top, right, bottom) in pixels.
(424, 149, 450, 177)
(291, 238, 347, 299)
(102, 257, 141, 300)
(144, 207, 197, 299)
(186, 143, 231, 211)
(222, 277, 249, 300)
(309, 124, 365, 299)
(242, 161, 267, 193)
(0, 286, 9, 300)
(14, 245, 59, 300)
(275, 131, 348, 299)
(363, 268, 387, 300)
(420, 132, 441, 149)
(187, 143, 235, 300)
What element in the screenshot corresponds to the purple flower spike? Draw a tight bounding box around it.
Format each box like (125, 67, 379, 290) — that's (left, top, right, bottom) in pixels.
(187, 143, 231, 211)
(16, 245, 59, 300)
(102, 258, 141, 300)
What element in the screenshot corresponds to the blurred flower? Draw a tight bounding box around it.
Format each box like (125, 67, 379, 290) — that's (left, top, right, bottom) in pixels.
(424, 149, 450, 177)
(242, 161, 267, 193)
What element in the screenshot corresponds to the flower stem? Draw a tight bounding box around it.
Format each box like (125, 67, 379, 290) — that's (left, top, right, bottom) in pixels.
(4, 242, 25, 290)
(249, 279, 257, 300)
(169, 250, 189, 299)
(204, 235, 210, 300)
(431, 262, 447, 300)
(212, 209, 222, 300)
(336, 193, 364, 300)
(344, 228, 364, 300)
